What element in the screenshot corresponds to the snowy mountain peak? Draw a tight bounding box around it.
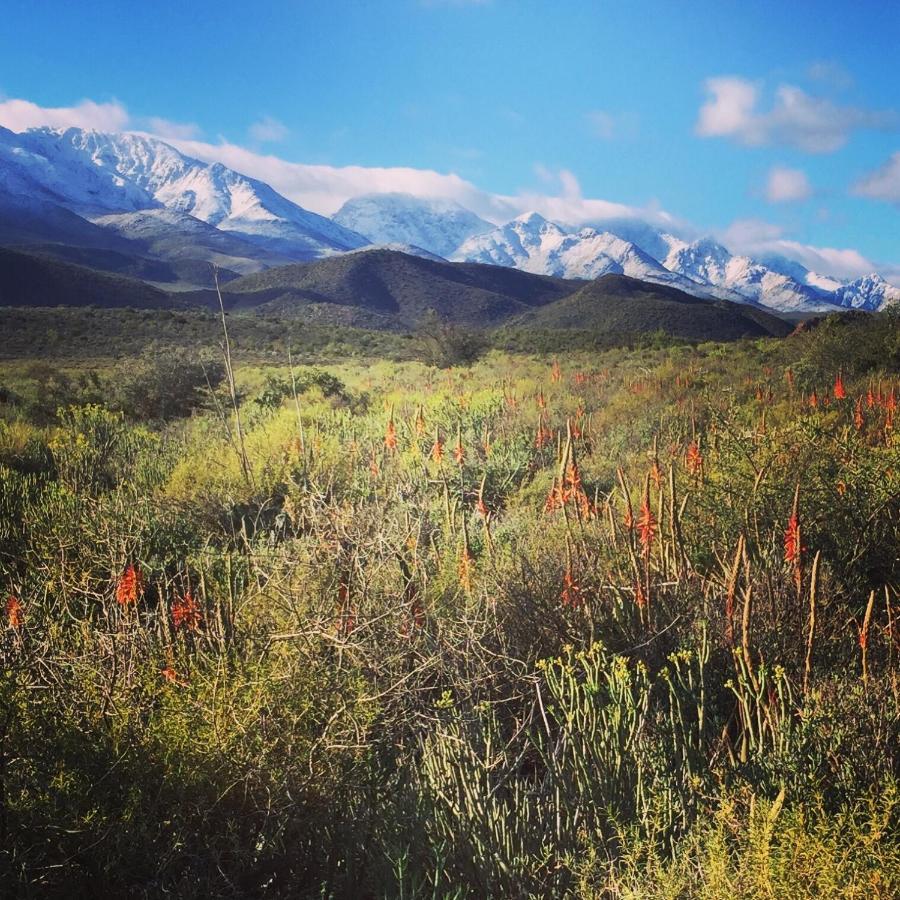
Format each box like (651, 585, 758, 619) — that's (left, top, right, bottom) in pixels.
(332, 192, 491, 259)
(452, 215, 702, 291)
(1, 121, 895, 314)
(832, 273, 900, 310)
(512, 210, 551, 227)
(0, 125, 367, 258)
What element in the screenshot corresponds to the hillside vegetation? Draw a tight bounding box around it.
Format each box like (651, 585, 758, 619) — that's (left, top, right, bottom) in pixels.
(518, 274, 792, 340)
(0, 247, 172, 309)
(0, 309, 898, 897)
(1, 248, 802, 343)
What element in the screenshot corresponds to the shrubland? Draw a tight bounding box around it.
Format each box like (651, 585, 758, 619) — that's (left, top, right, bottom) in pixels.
(0, 309, 898, 897)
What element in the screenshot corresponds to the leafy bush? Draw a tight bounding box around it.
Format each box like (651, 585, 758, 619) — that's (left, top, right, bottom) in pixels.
(106, 351, 225, 422)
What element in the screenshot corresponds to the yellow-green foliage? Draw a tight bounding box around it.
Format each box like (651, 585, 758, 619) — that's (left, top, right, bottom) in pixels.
(1, 327, 899, 896)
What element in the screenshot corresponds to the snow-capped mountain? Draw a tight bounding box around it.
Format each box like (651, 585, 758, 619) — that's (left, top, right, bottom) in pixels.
(0, 126, 367, 259)
(661, 237, 836, 313)
(1, 122, 896, 314)
(90, 209, 289, 274)
(448, 208, 892, 314)
(333, 193, 491, 259)
(451, 212, 702, 292)
(831, 274, 900, 310)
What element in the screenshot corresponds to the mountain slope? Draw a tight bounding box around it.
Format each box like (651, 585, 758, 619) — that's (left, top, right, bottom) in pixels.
(520, 274, 793, 340)
(661, 237, 835, 312)
(0, 126, 368, 260)
(333, 193, 492, 258)
(452, 213, 704, 292)
(175, 247, 795, 342)
(180, 248, 580, 328)
(90, 209, 290, 275)
(0, 247, 172, 309)
(830, 274, 900, 310)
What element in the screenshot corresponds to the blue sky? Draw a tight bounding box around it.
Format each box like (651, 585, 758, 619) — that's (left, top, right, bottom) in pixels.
(1, 0, 898, 278)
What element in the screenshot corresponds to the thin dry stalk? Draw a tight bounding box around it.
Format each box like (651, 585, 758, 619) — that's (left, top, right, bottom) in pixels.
(214, 267, 253, 488)
(803, 550, 821, 696)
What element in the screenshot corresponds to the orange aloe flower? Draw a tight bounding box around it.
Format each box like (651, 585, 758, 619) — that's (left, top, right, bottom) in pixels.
(172, 590, 202, 631)
(384, 417, 398, 452)
(686, 441, 703, 477)
(550, 359, 562, 383)
(833, 373, 847, 400)
(637, 499, 657, 554)
(854, 398, 864, 431)
(784, 514, 802, 564)
(561, 569, 582, 609)
(431, 433, 444, 464)
(784, 484, 806, 594)
(116, 563, 144, 606)
(535, 413, 552, 449)
(453, 435, 465, 465)
(634, 580, 647, 609)
(5, 595, 23, 629)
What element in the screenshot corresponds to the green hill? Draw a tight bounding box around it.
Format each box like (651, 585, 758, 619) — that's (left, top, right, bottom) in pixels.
(179, 248, 579, 327)
(519, 274, 793, 340)
(0, 247, 172, 309)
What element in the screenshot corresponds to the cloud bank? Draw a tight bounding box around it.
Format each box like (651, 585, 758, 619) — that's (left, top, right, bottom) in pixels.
(0, 97, 130, 133)
(720, 217, 899, 285)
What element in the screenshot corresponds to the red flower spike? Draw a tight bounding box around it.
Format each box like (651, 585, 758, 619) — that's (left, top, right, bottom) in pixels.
(686, 441, 703, 477)
(637, 499, 657, 554)
(116, 564, 144, 606)
(5, 595, 23, 629)
(561, 569, 582, 609)
(384, 417, 398, 452)
(833, 373, 847, 401)
(172, 591, 202, 631)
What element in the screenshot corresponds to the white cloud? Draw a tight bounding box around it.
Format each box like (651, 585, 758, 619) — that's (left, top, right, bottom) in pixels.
(720, 216, 898, 285)
(719, 217, 787, 248)
(145, 116, 201, 140)
(0, 97, 201, 142)
(765, 165, 812, 203)
(697, 77, 761, 142)
(0, 97, 129, 132)
(165, 135, 678, 228)
(249, 115, 289, 143)
(853, 151, 900, 205)
(696, 76, 896, 152)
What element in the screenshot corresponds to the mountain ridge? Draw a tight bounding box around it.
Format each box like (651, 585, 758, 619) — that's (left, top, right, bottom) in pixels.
(0, 124, 895, 312)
